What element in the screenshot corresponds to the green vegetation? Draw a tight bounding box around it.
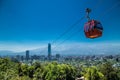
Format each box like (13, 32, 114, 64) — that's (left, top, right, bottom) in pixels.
(0, 58, 120, 80)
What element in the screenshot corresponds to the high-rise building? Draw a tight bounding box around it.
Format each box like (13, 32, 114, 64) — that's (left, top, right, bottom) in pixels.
(26, 50, 29, 61)
(48, 43, 51, 60)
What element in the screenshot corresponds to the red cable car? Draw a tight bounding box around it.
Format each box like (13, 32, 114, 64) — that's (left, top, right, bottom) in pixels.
(84, 8, 103, 39)
(84, 20, 103, 38)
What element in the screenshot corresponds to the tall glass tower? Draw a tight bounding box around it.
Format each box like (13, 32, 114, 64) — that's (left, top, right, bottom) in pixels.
(26, 50, 29, 61)
(48, 43, 51, 60)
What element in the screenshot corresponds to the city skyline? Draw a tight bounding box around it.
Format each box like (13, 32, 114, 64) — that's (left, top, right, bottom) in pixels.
(0, 42, 120, 56)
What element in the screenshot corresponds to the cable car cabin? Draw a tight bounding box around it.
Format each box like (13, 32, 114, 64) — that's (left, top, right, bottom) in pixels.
(84, 20, 103, 39)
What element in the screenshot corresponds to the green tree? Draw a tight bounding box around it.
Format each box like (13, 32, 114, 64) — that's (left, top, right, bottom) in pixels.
(41, 62, 76, 80)
(85, 66, 104, 80)
(0, 58, 18, 80)
(100, 62, 119, 80)
(28, 66, 35, 78)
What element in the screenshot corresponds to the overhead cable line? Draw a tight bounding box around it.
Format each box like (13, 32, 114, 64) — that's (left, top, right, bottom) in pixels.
(52, 0, 104, 46)
(52, 1, 120, 50)
(40, 1, 120, 54)
(39, 16, 85, 54)
(98, 1, 120, 19)
(51, 16, 85, 45)
(53, 27, 83, 50)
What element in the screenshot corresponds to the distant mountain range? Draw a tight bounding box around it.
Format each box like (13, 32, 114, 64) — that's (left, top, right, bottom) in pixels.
(0, 43, 120, 56)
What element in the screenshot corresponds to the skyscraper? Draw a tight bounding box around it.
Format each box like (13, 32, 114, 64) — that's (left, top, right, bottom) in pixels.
(26, 50, 29, 61)
(48, 43, 51, 60)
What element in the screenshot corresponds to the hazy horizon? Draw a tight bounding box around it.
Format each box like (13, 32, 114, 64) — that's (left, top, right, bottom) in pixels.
(0, 42, 119, 56)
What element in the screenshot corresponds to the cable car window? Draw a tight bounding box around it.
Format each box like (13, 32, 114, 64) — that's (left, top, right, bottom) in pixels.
(95, 23, 103, 30)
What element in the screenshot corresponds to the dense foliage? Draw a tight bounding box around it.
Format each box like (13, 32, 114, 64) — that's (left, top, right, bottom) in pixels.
(0, 58, 120, 80)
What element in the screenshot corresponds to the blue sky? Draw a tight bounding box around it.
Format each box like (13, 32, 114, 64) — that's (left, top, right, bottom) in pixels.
(0, 0, 120, 51)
